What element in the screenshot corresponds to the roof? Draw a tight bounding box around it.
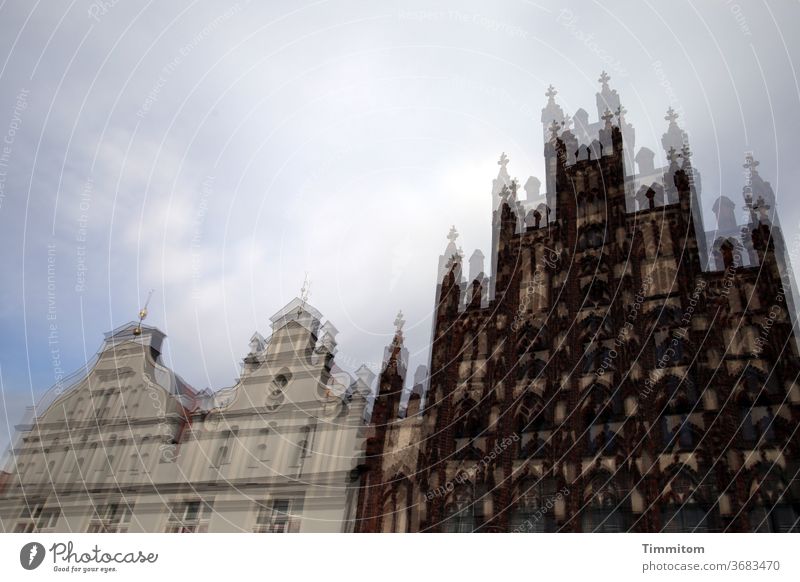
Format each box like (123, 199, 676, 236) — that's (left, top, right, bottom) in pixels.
(269, 297, 323, 324)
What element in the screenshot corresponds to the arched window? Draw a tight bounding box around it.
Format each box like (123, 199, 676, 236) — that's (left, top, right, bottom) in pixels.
(748, 469, 798, 532)
(661, 472, 709, 533)
(443, 486, 476, 533)
(582, 475, 626, 532)
(510, 478, 554, 533)
(128, 453, 139, 474)
(249, 428, 270, 468)
(659, 469, 715, 532)
(589, 423, 618, 456)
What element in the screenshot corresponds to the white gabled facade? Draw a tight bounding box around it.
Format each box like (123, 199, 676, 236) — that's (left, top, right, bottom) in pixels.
(0, 298, 370, 533)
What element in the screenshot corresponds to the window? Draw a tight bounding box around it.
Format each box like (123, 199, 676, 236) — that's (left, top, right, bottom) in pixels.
(293, 425, 314, 470)
(165, 500, 213, 533)
(87, 502, 134, 533)
(443, 487, 476, 533)
(213, 430, 236, 468)
(254, 499, 301, 533)
(510, 479, 553, 533)
(14, 503, 60, 533)
(660, 505, 709, 532)
(749, 504, 799, 533)
(582, 477, 626, 532)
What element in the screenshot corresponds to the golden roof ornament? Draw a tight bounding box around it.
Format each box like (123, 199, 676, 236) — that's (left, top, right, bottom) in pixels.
(133, 289, 154, 336)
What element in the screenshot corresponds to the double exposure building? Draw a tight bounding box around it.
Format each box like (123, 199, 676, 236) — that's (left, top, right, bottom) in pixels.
(2, 74, 799, 535)
(356, 75, 800, 533)
(0, 298, 369, 533)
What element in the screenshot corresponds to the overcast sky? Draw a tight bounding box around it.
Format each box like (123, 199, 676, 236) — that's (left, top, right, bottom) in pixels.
(1, 0, 799, 455)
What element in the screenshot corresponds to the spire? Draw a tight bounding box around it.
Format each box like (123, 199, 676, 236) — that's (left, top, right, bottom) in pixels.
(596, 71, 620, 122)
(382, 309, 408, 379)
(438, 226, 464, 282)
(447, 225, 459, 244)
(661, 107, 688, 156)
(601, 108, 614, 128)
(548, 119, 560, 141)
(680, 143, 692, 170)
(545, 84, 557, 104)
(541, 85, 565, 143)
(599, 70, 611, 89)
(616, 104, 627, 124)
(468, 249, 485, 282)
(393, 310, 405, 336)
(299, 272, 311, 306)
(493, 152, 512, 198)
(742, 152, 775, 211)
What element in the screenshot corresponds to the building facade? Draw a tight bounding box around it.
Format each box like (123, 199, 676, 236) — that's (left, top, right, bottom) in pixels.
(0, 298, 370, 533)
(356, 77, 800, 533)
(3, 75, 800, 534)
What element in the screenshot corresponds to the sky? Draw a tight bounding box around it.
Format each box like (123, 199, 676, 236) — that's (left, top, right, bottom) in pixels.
(0, 0, 799, 456)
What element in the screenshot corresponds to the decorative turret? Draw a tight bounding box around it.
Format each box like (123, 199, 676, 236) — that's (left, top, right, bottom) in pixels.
(541, 84, 565, 143)
(468, 249, 485, 282)
(437, 225, 464, 283)
(661, 107, 688, 157)
(596, 71, 620, 121)
(742, 153, 776, 218)
(241, 331, 266, 377)
(712, 196, 737, 233)
(316, 321, 339, 356)
(492, 152, 512, 210)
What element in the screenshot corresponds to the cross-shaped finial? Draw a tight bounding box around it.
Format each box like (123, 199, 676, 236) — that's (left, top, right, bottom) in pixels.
(447, 225, 459, 244)
(664, 107, 679, 123)
(667, 146, 679, 165)
(548, 119, 560, 139)
(598, 71, 611, 87)
(300, 272, 311, 305)
(545, 84, 557, 101)
(562, 113, 572, 130)
(498, 152, 509, 169)
(601, 109, 614, 124)
(743, 153, 760, 173)
(616, 104, 627, 119)
(394, 310, 405, 332)
(681, 143, 692, 160)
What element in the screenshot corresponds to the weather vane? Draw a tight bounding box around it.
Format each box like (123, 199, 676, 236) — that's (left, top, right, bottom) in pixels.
(300, 272, 311, 306)
(133, 289, 154, 336)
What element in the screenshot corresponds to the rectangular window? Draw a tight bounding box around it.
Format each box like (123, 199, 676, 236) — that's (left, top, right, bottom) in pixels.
(87, 502, 134, 533)
(165, 499, 213, 533)
(15, 502, 60, 532)
(253, 499, 302, 533)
